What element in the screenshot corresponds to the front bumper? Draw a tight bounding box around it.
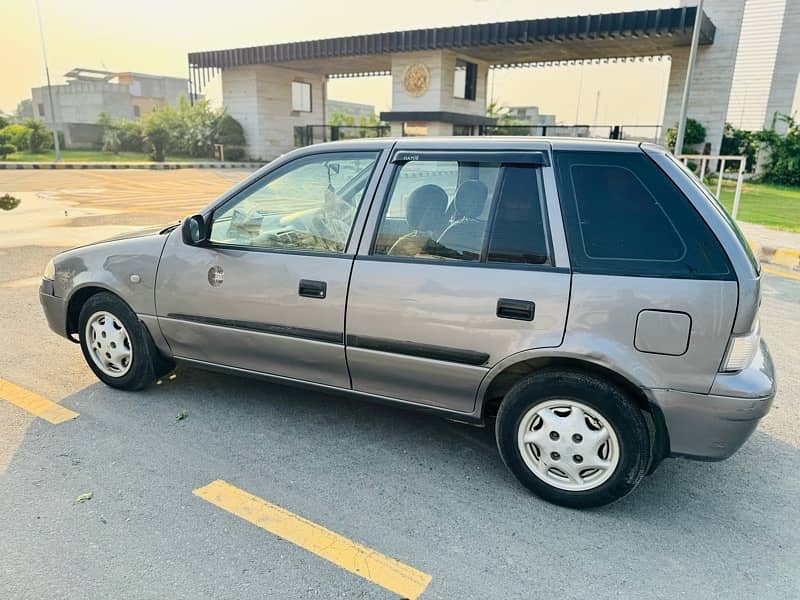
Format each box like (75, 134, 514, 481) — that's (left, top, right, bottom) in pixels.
(39, 279, 68, 339)
(651, 339, 776, 461)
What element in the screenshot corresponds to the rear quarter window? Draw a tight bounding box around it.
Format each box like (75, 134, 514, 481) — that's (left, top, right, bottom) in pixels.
(553, 150, 734, 279)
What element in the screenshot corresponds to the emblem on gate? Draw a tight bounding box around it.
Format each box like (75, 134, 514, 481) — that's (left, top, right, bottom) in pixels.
(403, 63, 430, 97)
(208, 265, 224, 287)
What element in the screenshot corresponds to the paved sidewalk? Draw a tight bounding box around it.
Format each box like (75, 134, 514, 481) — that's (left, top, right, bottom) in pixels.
(739, 222, 800, 271)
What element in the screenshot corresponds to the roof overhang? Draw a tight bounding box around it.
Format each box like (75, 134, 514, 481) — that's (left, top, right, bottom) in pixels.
(188, 6, 715, 78)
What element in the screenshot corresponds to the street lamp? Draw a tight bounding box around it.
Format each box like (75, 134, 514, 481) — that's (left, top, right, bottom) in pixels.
(34, 0, 61, 161)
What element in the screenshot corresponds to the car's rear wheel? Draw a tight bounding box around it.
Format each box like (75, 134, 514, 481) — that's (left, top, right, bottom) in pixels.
(78, 292, 164, 391)
(496, 369, 650, 508)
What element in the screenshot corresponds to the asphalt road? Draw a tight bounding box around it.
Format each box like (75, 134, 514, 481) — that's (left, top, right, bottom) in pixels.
(0, 171, 798, 599)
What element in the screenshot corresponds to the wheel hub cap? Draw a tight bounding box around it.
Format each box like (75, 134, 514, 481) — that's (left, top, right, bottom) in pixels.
(85, 311, 132, 378)
(517, 399, 620, 492)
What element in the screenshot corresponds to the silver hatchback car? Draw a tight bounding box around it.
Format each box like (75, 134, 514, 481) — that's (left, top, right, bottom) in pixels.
(40, 138, 776, 508)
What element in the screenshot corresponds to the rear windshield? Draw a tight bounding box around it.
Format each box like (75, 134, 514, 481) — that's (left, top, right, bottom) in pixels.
(664, 153, 761, 275)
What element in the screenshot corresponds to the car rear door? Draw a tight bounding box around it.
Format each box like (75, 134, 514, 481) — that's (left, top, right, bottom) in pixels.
(155, 146, 389, 389)
(345, 142, 572, 415)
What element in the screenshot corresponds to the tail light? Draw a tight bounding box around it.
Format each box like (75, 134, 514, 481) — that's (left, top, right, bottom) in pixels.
(721, 320, 760, 373)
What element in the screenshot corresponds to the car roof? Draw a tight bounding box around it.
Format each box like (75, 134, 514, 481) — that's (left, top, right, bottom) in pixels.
(305, 136, 648, 153)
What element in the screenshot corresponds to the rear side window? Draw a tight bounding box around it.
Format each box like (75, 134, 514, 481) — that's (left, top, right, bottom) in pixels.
(554, 150, 733, 279)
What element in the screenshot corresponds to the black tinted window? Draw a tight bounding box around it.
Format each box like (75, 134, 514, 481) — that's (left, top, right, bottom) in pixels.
(487, 166, 550, 265)
(554, 151, 733, 279)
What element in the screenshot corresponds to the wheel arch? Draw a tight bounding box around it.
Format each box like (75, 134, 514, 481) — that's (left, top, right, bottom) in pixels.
(66, 284, 118, 339)
(479, 355, 670, 471)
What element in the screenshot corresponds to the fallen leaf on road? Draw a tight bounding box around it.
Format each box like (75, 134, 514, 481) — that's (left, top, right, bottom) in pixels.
(75, 492, 93, 504)
(175, 411, 188, 421)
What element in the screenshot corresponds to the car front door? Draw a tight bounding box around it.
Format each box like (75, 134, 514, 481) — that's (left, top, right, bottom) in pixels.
(155, 147, 387, 388)
(345, 144, 572, 415)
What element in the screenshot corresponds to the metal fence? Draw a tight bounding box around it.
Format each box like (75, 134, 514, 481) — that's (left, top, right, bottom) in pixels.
(676, 154, 747, 218)
(476, 124, 662, 143)
(294, 125, 391, 147)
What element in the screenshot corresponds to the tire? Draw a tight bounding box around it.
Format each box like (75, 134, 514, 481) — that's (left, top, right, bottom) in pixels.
(496, 369, 650, 509)
(78, 292, 163, 391)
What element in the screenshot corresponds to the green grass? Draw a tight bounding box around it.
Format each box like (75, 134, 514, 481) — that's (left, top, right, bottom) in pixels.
(711, 179, 800, 232)
(4, 150, 206, 162)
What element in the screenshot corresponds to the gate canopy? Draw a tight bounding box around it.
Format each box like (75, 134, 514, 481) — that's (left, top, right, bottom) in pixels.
(188, 6, 715, 84)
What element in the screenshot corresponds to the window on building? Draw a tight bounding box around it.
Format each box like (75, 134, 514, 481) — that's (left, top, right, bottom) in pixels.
(133, 105, 141, 118)
(38, 103, 45, 117)
(291, 81, 312, 112)
(453, 60, 477, 101)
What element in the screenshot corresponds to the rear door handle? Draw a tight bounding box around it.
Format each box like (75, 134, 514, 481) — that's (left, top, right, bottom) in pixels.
(496, 298, 535, 321)
(299, 279, 327, 299)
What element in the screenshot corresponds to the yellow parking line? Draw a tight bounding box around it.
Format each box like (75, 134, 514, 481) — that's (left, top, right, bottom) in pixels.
(194, 480, 432, 599)
(0, 378, 79, 424)
(763, 266, 800, 281)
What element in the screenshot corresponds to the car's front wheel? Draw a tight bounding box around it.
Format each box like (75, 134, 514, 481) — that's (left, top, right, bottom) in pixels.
(496, 369, 650, 509)
(78, 292, 166, 391)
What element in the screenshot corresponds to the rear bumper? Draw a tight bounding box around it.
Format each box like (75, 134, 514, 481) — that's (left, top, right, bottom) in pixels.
(39, 280, 68, 338)
(651, 339, 776, 461)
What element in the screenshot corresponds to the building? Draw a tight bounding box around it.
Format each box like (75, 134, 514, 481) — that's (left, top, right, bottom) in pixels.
(325, 99, 377, 120)
(188, 1, 800, 160)
(727, 0, 800, 131)
(506, 106, 557, 126)
(31, 68, 190, 147)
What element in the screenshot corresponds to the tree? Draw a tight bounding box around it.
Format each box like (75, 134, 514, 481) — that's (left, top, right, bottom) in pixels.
(665, 118, 706, 154)
(0, 115, 8, 130)
(15, 99, 33, 121)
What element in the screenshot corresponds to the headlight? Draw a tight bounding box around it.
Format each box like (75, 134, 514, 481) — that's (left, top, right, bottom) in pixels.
(721, 321, 760, 372)
(43, 259, 55, 281)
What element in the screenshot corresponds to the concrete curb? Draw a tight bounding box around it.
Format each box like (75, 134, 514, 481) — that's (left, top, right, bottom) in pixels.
(749, 241, 800, 272)
(0, 161, 264, 170)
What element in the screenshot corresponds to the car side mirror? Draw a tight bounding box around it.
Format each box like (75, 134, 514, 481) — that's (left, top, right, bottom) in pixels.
(181, 214, 207, 246)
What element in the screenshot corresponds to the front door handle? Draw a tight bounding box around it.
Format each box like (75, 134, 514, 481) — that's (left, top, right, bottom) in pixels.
(497, 298, 535, 321)
(299, 279, 327, 299)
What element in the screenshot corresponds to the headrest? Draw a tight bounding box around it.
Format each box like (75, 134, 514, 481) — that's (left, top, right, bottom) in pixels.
(406, 184, 448, 231)
(454, 180, 488, 219)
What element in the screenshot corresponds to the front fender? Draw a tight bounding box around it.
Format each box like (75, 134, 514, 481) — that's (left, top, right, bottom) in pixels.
(55, 231, 172, 317)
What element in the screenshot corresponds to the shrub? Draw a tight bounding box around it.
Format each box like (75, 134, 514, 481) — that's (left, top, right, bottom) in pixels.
(25, 119, 51, 153)
(214, 113, 246, 160)
(0, 115, 8, 129)
(721, 123, 758, 171)
(0, 143, 15, 159)
(757, 113, 800, 186)
(665, 118, 706, 154)
(0, 124, 30, 150)
(143, 108, 172, 161)
(0, 193, 21, 210)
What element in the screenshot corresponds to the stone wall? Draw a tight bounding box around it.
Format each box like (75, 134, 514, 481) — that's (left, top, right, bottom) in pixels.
(662, 0, 747, 158)
(221, 64, 325, 160)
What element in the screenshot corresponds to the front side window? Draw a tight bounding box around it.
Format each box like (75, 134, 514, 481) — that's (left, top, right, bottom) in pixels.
(373, 158, 550, 266)
(291, 81, 312, 112)
(210, 151, 379, 253)
(554, 150, 733, 278)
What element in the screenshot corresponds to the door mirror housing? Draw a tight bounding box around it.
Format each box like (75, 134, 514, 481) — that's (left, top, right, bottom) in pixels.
(181, 214, 207, 246)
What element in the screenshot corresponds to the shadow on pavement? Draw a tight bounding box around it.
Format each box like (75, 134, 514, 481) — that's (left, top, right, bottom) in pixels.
(2, 364, 797, 599)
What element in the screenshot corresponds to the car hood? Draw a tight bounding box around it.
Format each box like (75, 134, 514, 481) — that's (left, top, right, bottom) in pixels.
(99, 222, 179, 243)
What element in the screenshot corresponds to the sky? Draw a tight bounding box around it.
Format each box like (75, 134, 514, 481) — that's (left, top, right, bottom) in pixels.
(2, 0, 679, 124)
